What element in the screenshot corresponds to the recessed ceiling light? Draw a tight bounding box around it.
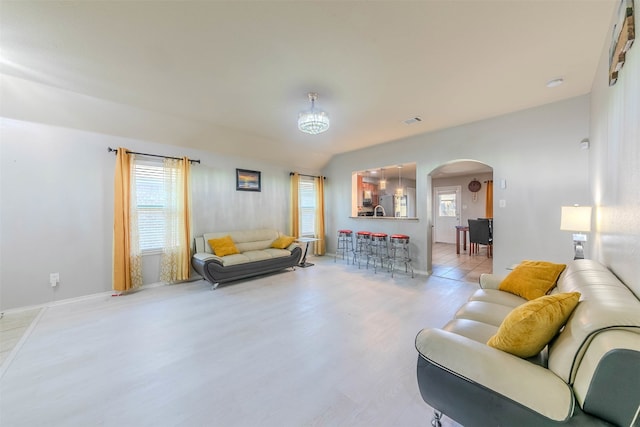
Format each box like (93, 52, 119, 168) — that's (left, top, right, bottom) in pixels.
(546, 78, 564, 88)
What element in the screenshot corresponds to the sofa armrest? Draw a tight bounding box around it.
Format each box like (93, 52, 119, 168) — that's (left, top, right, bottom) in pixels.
(479, 273, 504, 289)
(192, 252, 223, 263)
(194, 236, 206, 254)
(416, 328, 574, 421)
(286, 243, 299, 251)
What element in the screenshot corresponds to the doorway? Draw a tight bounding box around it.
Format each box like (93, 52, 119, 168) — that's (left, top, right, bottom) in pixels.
(433, 186, 461, 244)
(428, 160, 494, 280)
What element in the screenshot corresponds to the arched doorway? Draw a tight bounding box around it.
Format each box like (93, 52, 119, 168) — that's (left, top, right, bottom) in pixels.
(428, 160, 494, 281)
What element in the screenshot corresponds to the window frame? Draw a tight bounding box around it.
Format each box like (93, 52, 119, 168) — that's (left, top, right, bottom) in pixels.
(298, 175, 316, 238)
(133, 160, 166, 255)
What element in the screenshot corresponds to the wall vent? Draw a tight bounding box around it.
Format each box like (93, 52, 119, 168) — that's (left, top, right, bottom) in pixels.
(403, 117, 422, 125)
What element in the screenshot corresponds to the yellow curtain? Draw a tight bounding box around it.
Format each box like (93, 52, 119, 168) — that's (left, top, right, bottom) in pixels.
(160, 157, 192, 282)
(113, 148, 142, 292)
(181, 158, 192, 279)
(290, 173, 300, 237)
(485, 180, 494, 218)
(314, 176, 326, 255)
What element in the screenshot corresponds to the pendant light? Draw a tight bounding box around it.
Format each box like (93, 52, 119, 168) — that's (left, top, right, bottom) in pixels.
(396, 165, 403, 196)
(379, 168, 386, 190)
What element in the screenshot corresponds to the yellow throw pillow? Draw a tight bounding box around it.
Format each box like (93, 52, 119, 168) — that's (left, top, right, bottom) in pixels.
(271, 235, 296, 249)
(499, 260, 567, 300)
(487, 292, 581, 358)
(208, 235, 240, 257)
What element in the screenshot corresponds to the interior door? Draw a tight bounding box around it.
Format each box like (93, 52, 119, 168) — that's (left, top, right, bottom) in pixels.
(434, 186, 461, 244)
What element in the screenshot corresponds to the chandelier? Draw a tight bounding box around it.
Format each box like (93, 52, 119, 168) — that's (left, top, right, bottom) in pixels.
(298, 92, 330, 135)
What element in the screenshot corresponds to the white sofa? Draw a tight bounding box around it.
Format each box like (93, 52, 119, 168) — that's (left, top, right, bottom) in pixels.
(415, 259, 640, 426)
(191, 229, 302, 288)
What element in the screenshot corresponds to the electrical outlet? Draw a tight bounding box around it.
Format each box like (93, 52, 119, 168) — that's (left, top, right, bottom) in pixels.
(50, 273, 59, 287)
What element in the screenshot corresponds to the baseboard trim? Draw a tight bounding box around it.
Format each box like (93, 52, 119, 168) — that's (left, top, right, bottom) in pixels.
(2, 276, 205, 314)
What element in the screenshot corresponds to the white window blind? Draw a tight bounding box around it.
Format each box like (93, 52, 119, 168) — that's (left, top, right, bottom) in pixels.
(299, 176, 316, 237)
(134, 162, 166, 252)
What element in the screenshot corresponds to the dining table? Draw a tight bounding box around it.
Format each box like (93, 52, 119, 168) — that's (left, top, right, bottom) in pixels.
(455, 225, 469, 254)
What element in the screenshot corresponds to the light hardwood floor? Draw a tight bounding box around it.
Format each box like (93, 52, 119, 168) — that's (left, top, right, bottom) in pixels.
(0, 308, 42, 367)
(0, 250, 484, 427)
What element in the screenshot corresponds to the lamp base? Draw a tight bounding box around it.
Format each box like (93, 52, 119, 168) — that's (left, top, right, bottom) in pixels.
(573, 241, 585, 260)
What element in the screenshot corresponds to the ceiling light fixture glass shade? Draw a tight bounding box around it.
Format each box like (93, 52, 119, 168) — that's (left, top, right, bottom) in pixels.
(396, 166, 404, 197)
(298, 92, 330, 135)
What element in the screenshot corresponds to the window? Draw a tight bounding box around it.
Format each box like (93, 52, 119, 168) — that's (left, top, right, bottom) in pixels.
(134, 162, 166, 252)
(299, 175, 316, 237)
(438, 193, 457, 217)
(351, 163, 417, 218)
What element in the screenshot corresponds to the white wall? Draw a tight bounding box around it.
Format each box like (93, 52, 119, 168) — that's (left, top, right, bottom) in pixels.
(0, 74, 331, 171)
(1, 119, 114, 309)
(323, 96, 591, 275)
(0, 118, 306, 310)
(589, 4, 640, 297)
(4, 6, 637, 308)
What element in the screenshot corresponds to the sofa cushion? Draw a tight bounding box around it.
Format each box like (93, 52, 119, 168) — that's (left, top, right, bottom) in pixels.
(232, 229, 280, 252)
(499, 260, 566, 300)
(454, 301, 515, 327)
(271, 235, 296, 249)
(263, 248, 296, 259)
(548, 259, 640, 382)
(448, 298, 548, 367)
(443, 318, 499, 344)
(202, 229, 280, 254)
(208, 235, 240, 257)
(468, 289, 527, 308)
(216, 253, 251, 267)
(487, 292, 581, 358)
(242, 250, 273, 262)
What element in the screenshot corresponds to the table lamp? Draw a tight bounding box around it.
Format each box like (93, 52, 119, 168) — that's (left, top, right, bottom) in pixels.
(560, 205, 592, 259)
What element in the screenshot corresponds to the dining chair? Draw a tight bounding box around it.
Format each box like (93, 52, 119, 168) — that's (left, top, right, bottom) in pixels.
(468, 218, 493, 257)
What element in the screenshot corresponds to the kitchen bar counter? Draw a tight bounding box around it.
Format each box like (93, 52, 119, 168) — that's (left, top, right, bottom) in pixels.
(349, 216, 419, 221)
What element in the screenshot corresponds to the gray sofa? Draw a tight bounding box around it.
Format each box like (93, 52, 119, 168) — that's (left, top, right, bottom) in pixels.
(415, 259, 640, 426)
(191, 229, 302, 288)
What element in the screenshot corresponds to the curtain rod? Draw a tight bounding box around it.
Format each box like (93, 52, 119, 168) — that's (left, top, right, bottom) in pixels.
(108, 147, 200, 164)
(290, 172, 326, 180)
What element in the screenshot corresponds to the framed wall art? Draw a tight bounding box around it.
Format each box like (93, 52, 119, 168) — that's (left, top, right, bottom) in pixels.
(609, 0, 635, 85)
(236, 168, 261, 192)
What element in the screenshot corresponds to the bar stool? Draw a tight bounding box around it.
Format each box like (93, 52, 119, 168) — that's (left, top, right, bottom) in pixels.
(353, 231, 372, 269)
(389, 234, 414, 278)
(335, 229, 354, 263)
(367, 233, 389, 273)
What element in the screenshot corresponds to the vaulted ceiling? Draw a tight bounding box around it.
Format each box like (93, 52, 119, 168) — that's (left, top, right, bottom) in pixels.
(0, 1, 617, 171)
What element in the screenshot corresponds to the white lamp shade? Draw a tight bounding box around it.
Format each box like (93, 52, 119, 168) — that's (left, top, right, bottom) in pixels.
(560, 206, 592, 232)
